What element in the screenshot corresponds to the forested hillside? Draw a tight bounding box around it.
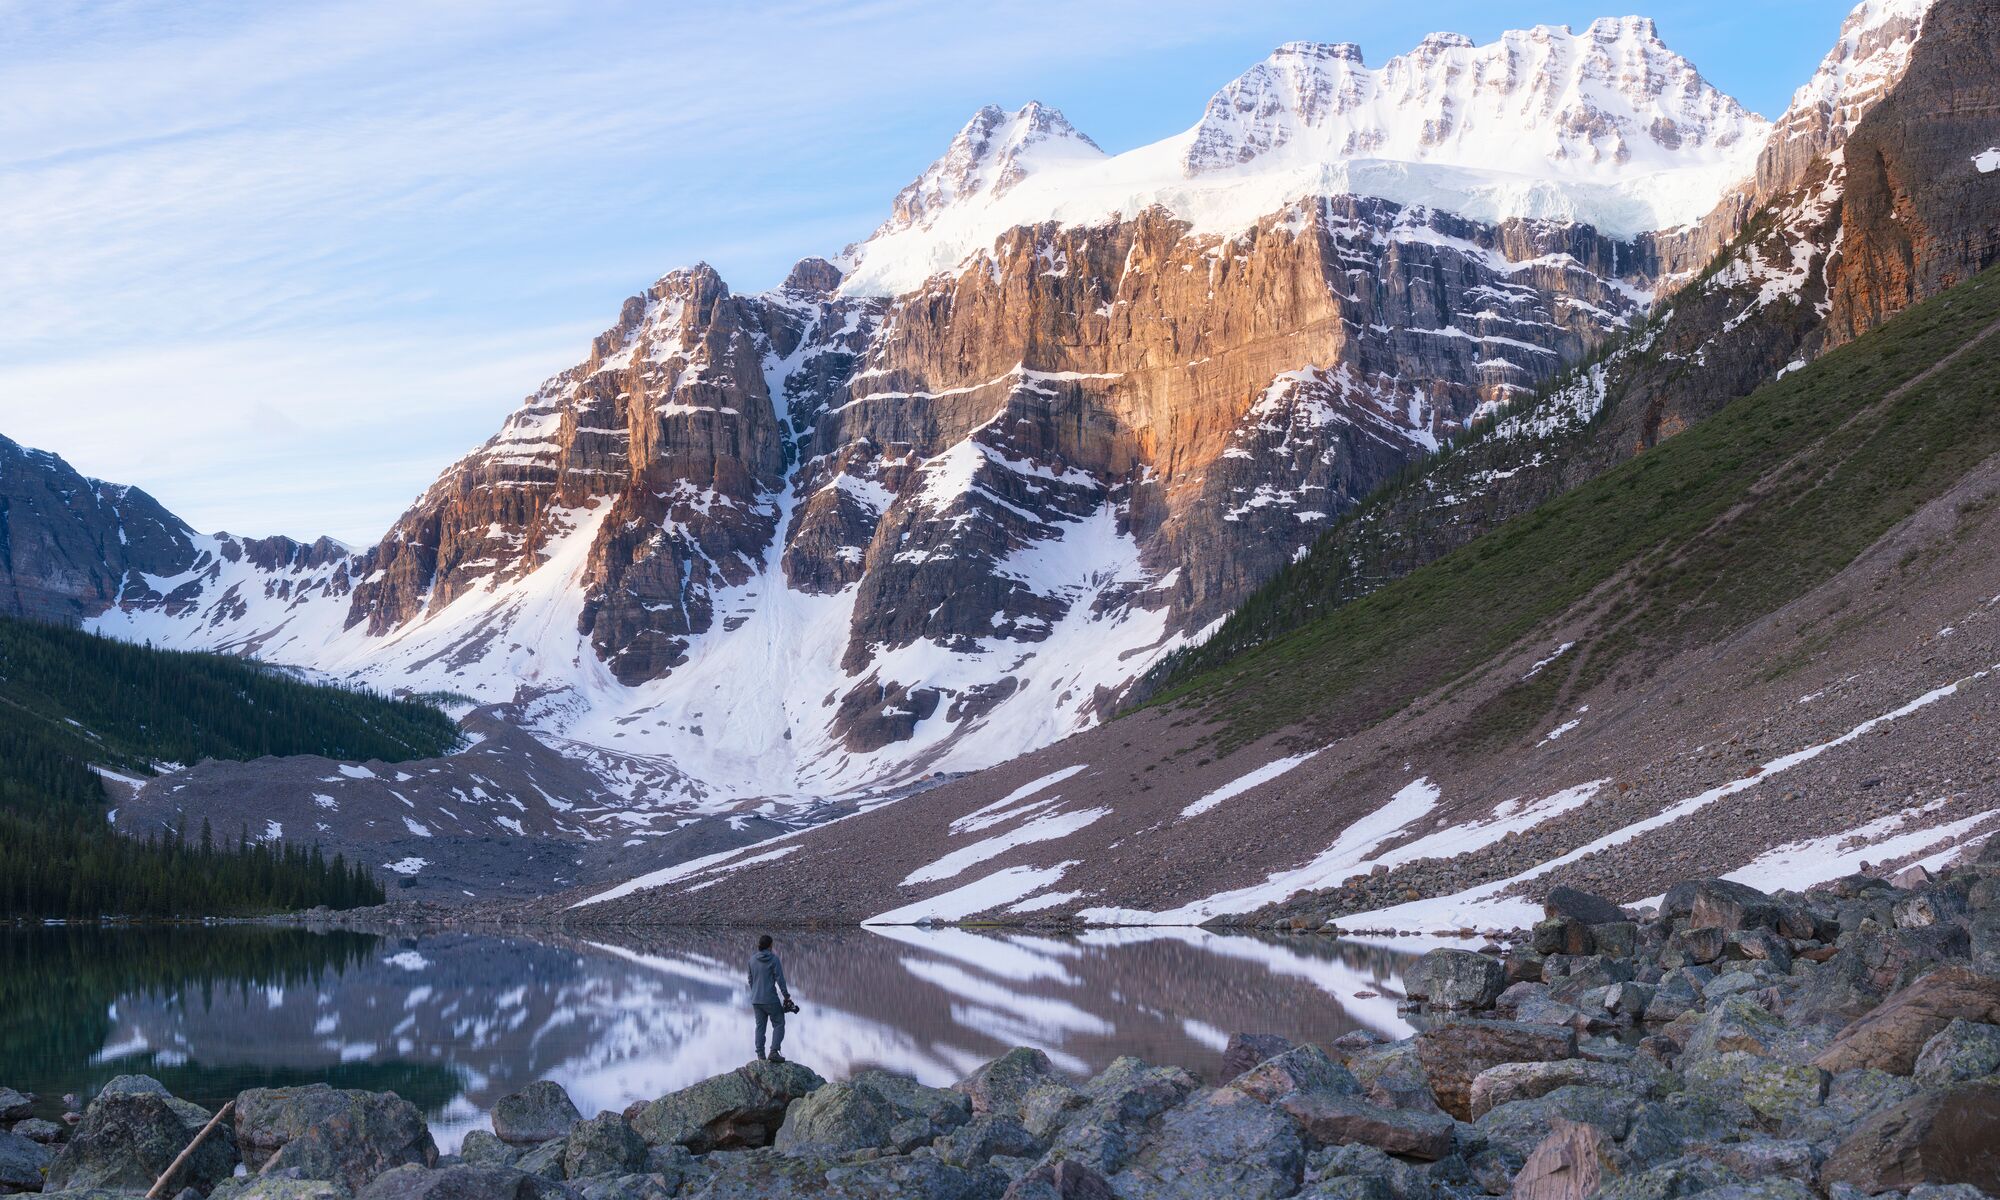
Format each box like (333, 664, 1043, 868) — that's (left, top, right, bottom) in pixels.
(0, 618, 460, 917)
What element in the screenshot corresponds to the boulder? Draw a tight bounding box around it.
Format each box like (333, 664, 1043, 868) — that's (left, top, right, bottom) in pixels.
(694, 1150, 1003, 1199)
(1816, 967, 2000, 1076)
(1666, 927, 1726, 967)
(235, 1089, 434, 1194)
(513, 1140, 567, 1183)
(1018, 1083, 1087, 1142)
(1226, 1044, 1359, 1105)
(1344, 1041, 1441, 1115)
(953, 1049, 1055, 1119)
(1473, 1087, 1640, 1160)
(569, 1175, 675, 1200)
(1590, 922, 1638, 960)
(1680, 997, 1794, 1066)
(1545, 887, 1626, 926)
(1413, 1019, 1576, 1120)
(1914, 1018, 2000, 1087)
(1690, 881, 1783, 933)
(0, 1091, 33, 1123)
(1111, 1087, 1304, 1199)
(1220, 1034, 1294, 1080)
(1683, 1052, 1830, 1124)
(355, 1164, 576, 1200)
(490, 1085, 582, 1149)
(1821, 1081, 2000, 1194)
(1511, 1119, 1612, 1200)
(1001, 1160, 1115, 1200)
(934, 1114, 1042, 1167)
(98, 1076, 211, 1134)
(1467, 1060, 1661, 1119)
(628, 1060, 824, 1153)
(11, 1120, 61, 1145)
(845, 1069, 970, 1135)
(1411, 949, 1506, 1010)
(45, 1090, 236, 1196)
(560, 1114, 645, 1180)
(0, 1129, 54, 1192)
(1275, 1093, 1454, 1160)
(210, 1177, 354, 1200)
(771, 1083, 895, 1158)
(456, 1132, 519, 1169)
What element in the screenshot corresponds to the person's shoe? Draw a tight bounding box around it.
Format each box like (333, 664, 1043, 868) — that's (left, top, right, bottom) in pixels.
(767, 1052, 787, 1064)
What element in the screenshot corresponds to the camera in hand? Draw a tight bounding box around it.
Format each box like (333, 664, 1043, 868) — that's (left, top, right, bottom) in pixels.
(782, 998, 801, 1014)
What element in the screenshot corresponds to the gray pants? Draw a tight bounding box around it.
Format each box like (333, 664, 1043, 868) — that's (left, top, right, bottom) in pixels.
(754, 1003, 785, 1058)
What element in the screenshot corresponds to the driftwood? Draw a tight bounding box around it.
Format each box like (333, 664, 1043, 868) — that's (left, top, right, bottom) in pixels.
(146, 1099, 234, 1200)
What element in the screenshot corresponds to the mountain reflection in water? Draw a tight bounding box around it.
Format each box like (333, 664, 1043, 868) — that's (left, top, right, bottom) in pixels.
(0, 924, 1417, 1149)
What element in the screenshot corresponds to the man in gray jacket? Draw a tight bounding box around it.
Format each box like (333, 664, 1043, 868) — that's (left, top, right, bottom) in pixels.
(747, 934, 794, 1062)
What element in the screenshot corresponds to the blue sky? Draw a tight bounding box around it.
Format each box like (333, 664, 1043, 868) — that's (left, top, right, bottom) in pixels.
(0, 0, 1855, 544)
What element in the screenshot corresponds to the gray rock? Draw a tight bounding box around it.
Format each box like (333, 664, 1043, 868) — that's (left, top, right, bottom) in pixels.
(935, 1114, 1043, 1167)
(1596, 1158, 1741, 1200)
(560, 1114, 644, 1180)
(1680, 997, 1794, 1066)
(1276, 1092, 1455, 1161)
(210, 1176, 354, 1200)
(1344, 1041, 1442, 1115)
(1220, 1034, 1295, 1080)
(1298, 1177, 1393, 1200)
(45, 1089, 236, 1197)
(1410, 949, 1506, 1010)
(1413, 1018, 1577, 1120)
(1914, 1018, 2000, 1086)
(1591, 922, 1639, 960)
(1111, 1087, 1304, 1200)
(1001, 1159, 1115, 1200)
(456, 1133, 519, 1169)
(1545, 887, 1626, 925)
(1683, 1052, 1830, 1124)
(1017, 1084, 1086, 1142)
(1691, 880, 1784, 934)
(845, 1069, 970, 1135)
(12, 1121, 62, 1146)
(1467, 1059, 1662, 1119)
(628, 1060, 824, 1153)
(1226, 1044, 1359, 1105)
(490, 1085, 581, 1149)
(354, 1164, 576, 1200)
(250, 1090, 436, 1194)
(694, 1150, 1004, 1199)
(512, 1141, 566, 1183)
(570, 1174, 674, 1200)
(0, 1092, 34, 1123)
(1701, 1139, 1820, 1184)
(772, 1083, 896, 1158)
(953, 1049, 1056, 1120)
(1821, 1081, 2000, 1195)
(1473, 1086, 1641, 1160)
(0, 1129, 55, 1192)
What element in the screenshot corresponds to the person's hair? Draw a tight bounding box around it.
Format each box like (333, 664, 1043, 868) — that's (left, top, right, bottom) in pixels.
(757, 934, 773, 950)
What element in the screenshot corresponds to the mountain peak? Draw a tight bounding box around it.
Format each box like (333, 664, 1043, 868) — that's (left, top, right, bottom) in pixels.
(1181, 18, 1763, 180)
(876, 101, 1106, 236)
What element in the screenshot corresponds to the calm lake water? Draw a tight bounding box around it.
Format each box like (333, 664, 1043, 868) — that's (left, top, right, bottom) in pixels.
(0, 924, 1419, 1150)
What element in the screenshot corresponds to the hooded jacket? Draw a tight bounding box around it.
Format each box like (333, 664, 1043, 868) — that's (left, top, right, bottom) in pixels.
(748, 949, 790, 1009)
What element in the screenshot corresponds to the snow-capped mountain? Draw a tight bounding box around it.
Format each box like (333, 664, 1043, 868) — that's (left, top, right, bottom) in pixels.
(842, 18, 1764, 297)
(19, 0, 1989, 829)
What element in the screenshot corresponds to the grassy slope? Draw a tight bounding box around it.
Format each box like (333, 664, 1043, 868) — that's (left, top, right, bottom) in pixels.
(1147, 264, 2000, 753)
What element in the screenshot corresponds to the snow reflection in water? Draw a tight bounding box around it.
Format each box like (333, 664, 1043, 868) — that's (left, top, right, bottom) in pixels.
(4, 925, 1417, 1149)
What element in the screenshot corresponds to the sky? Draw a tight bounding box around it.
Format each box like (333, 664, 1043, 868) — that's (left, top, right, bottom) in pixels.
(0, 0, 1861, 544)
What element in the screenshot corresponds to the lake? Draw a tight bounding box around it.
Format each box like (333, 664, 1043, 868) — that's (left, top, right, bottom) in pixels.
(0, 924, 1420, 1150)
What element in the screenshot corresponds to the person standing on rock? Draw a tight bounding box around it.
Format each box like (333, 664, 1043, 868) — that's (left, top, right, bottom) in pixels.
(748, 934, 795, 1063)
